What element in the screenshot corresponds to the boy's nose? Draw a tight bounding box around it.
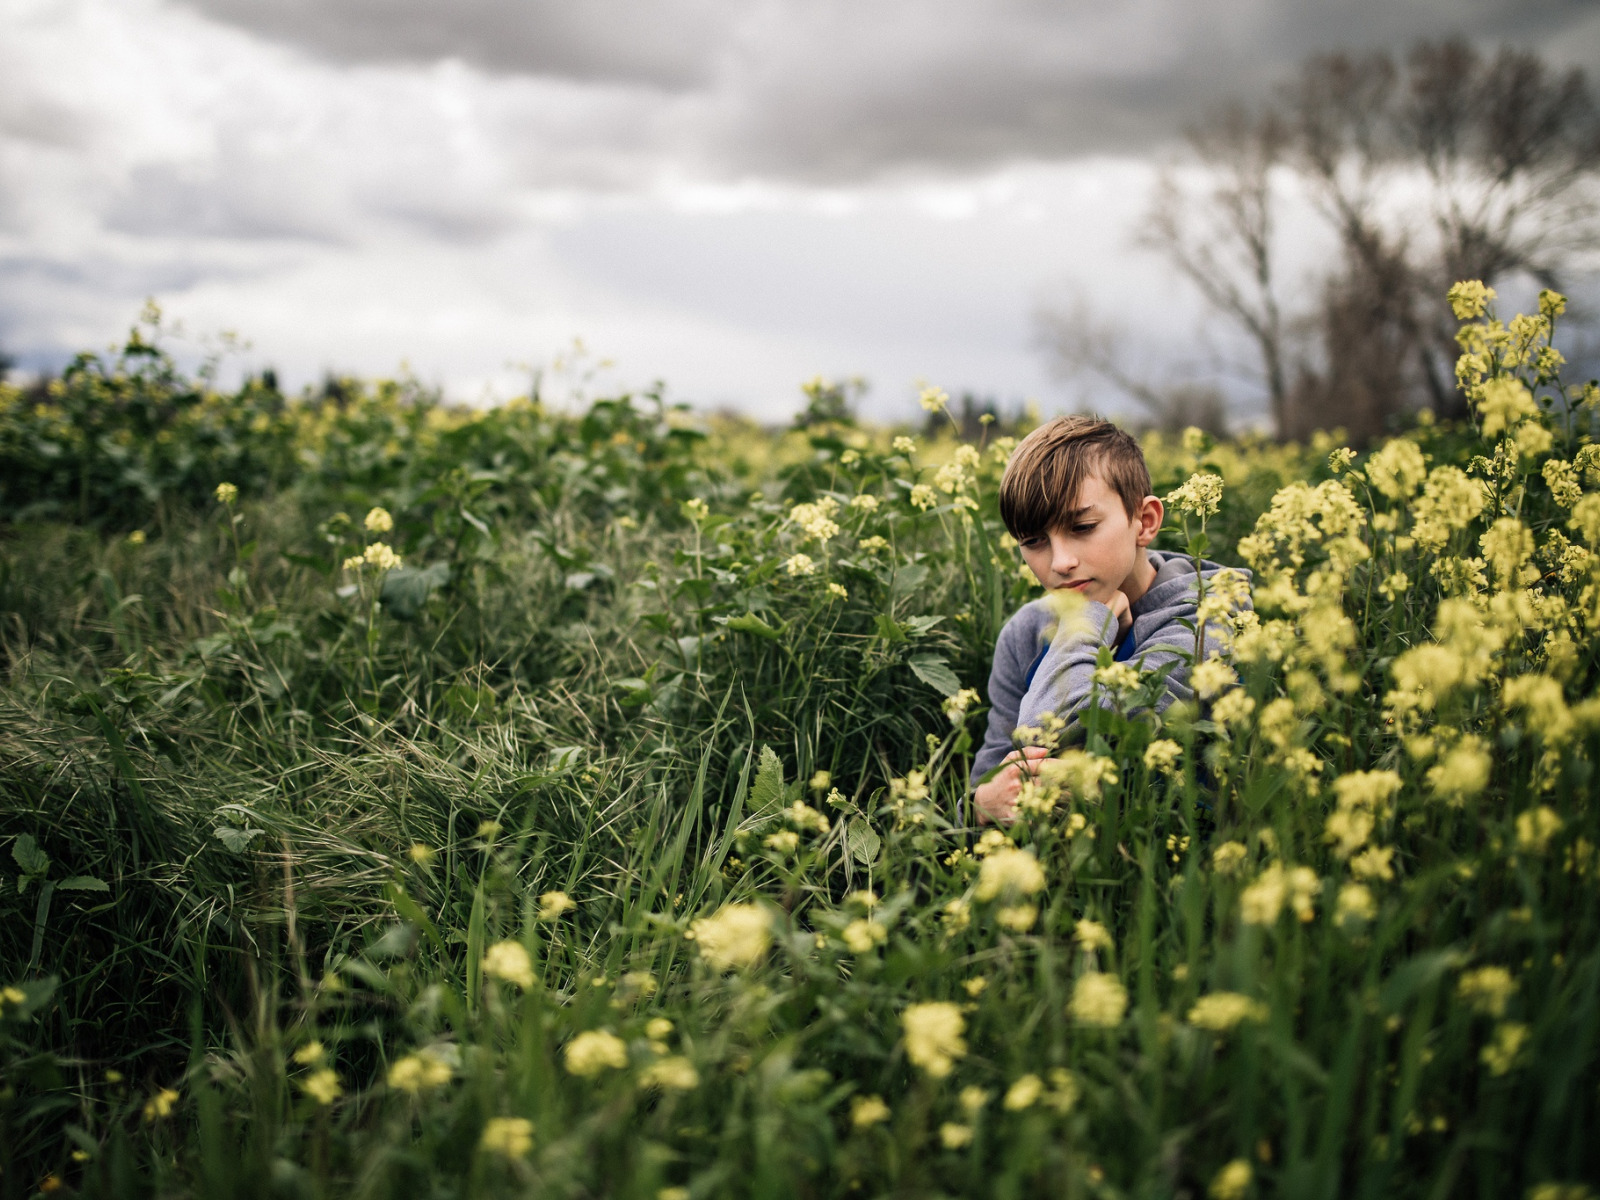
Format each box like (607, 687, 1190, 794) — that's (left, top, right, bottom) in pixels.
(1050, 533, 1077, 574)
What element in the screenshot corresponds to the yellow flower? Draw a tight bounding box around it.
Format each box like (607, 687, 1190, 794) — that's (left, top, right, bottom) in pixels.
(827, 582, 849, 600)
(1239, 865, 1287, 925)
(142, 1088, 180, 1121)
(1448, 280, 1495, 320)
(483, 941, 535, 990)
(918, 384, 950, 412)
(909, 484, 938, 511)
(538, 890, 575, 920)
(902, 1001, 966, 1077)
(291, 1041, 326, 1065)
(1187, 993, 1268, 1032)
(1003, 1074, 1044, 1110)
(640, 1056, 699, 1091)
(659, 1189, 690, 1200)
(1348, 845, 1395, 881)
(1412, 466, 1487, 551)
(1143, 739, 1182, 775)
(892, 435, 917, 454)
(1074, 919, 1113, 951)
(407, 843, 435, 864)
(1459, 966, 1517, 1017)
(852, 1094, 891, 1127)
(1477, 377, 1539, 438)
(1211, 841, 1249, 876)
(1166, 472, 1224, 519)
(784, 553, 816, 577)
(1515, 806, 1564, 854)
(300, 1068, 341, 1106)
(959, 1085, 989, 1114)
(842, 919, 887, 954)
(689, 903, 771, 970)
(943, 687, 982, 726)
(996, 904, 1037, 932)
(975, 847, 1046, 902)
(363, 506, 394, 533)
(939, 1122, 973, 1150)
(1481, 1022, 1529, 1075)
(764, 829, 800, 854)
(788, 498, 841, 542)
(1426, 736, 1491, 803)
(1069, 972, 1127, 1027)
(388, 1047, 456, 1093)
(850, 492, 879, 511)
(480, 1116, 534, 1158)
(564, 1030, 628, 1077)
(1335, 882, 1376, 926)
(362, 541, 403, 571)
(859, 535, 890, 552)
(127, 529, 146, 545)
(1209, 1158, 1253, 1200)
(214, 482, 238, 505)
(1192, 658, 1238, 700)
(1366, 438, 1428, 500)
(1038, 749, 1118, 802)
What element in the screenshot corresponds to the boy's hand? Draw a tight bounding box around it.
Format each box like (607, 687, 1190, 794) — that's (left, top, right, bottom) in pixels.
(974, 746, 1052, 826)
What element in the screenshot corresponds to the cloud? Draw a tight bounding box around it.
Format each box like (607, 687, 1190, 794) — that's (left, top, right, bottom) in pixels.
(176, 0, 1596, 178)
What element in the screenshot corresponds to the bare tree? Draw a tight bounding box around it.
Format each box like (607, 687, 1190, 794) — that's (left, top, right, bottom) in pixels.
(1048, 40, 1600, 443)
(1138, 105, 1293, 435)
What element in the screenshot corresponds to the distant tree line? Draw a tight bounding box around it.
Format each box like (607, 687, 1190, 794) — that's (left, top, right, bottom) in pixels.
(1043, 39, 1600, 443)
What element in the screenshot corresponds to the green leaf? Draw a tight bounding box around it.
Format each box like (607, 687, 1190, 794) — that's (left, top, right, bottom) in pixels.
(722, 613, 785, 641)
(874, 614, 907, 643)
(749, 745, 788, 816)
(57, 876, 109, 893)
(907, 654, 961, 697)
(213, 825, 265, 853)
(12, 834, 48, 878)
(378, 562, 451, 620)
(846, 817, 882, 866)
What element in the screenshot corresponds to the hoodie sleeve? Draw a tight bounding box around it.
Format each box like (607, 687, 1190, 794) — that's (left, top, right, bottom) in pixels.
(970, 606, 1047, 788)
(1012, 600, 1122, 734)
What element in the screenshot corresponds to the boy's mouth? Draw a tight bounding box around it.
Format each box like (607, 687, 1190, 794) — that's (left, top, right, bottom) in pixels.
(1061, 579, 1093, 591)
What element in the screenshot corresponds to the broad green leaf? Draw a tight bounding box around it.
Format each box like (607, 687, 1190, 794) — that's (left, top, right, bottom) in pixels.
(749, 745, 788, 816)
(907, 654, 961, 697)
(12, 834, 48, 878)
(722, 613, 785, 640)
(846, 817, 882, 866)
(213, 825, 265, 853)
(57, 876, 109, 893)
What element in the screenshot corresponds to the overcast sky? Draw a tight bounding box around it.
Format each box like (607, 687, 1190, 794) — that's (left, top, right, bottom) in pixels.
(3, 0, 1597, 421)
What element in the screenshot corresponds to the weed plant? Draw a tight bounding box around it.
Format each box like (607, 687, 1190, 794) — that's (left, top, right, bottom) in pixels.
(1, 286, 1598, 1198)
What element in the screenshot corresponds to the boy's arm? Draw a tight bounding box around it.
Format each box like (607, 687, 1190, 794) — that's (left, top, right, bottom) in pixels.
(969, 612, 1039, 788)
(1013, 600, 1122, 733)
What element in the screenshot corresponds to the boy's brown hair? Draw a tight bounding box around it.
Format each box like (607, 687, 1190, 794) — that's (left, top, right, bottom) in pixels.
(998, 416, 1151, 539)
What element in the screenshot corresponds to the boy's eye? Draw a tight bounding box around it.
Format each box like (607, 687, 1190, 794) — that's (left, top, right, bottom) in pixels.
(1019, 537, 1046, 550)
(1072, 523, 1097, 535)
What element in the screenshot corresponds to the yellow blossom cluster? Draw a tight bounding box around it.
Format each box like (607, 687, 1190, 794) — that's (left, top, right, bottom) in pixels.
(688, 903, 772, 970)
(788, 496, 840, 543)
(1239, 863, 1320, 926)
(902, 1001, 966, 1077)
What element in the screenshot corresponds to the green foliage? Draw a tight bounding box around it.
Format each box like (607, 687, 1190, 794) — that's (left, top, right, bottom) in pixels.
(2, 291, 1600, 1198)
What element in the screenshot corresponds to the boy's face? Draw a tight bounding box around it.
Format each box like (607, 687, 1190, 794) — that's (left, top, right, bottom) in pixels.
(1017, 472, 1162, 605)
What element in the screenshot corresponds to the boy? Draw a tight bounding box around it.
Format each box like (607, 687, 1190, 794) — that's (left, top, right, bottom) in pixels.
(971, 416, 1249, 825)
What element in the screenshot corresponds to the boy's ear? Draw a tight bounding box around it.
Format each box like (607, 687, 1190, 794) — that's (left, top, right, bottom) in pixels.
(1135, 495, 1164, 547)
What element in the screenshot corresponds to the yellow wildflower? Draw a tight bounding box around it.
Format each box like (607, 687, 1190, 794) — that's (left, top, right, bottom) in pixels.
(1212, 841, 1249, 876)
(1335, 882, 1376, 926)
(996, 904, 1038, 932)
(959, 1085, 989, 1114)
(1426, 736, 1491, 803)
(1074, 919, 1113, 952)
(850, 492, 879, 511)
(1188, 993, 1268, 1032)
(842, 919, 888, 954)
(300, 1068, 342, 1106)
(1004, 1074, 1044, 1110)
(214, 482, 238, 505)
(1349, 845, 1395, 881)
(1366, 438, 1428, 500)
(363, 506, 394, 533)
(483, 941, 535, 990)
(1515, 806, 1563, 854)
(909, 484, 938, 511)
(1209, 1158, 1253, 1200)
(1192, 658, 1238, 700)
(1143, 739, 1183, 775)
(892, 435, 917, 455)
(939, 1123, 973, 1150)
(388, 1047, 455, 1093)
(975, 847, 1046, 902)
(1477, 378, 1539, 438)
(142, 1088, 180, 1122)
(903, 1001, 966, 1077)
(1069, 972, 1127, 1027)
(538, 890, 575, 920)
(784, 553, 816, 577)
(640, 1056, 699, 1091)
(1448, 280, 1496, 320)
(919, 385, 950, 412)
(564, 1030, 629, 1077)
(1481, 1022, 1529, 1075)
(479, 1116, 534, 1158)
(1459, 966, 1517, 1017)
(852, 1094, 891, 1127)
(689, 903, 771, 970)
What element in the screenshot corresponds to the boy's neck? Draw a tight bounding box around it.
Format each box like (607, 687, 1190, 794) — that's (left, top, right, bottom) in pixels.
(1119, 551, 1159, 608)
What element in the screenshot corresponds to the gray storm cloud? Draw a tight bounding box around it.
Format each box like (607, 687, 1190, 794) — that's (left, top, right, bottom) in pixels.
(177, 0, 1596, 177)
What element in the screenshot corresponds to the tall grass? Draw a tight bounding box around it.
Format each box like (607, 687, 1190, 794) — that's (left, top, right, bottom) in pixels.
(2, 288, 1598, 1198)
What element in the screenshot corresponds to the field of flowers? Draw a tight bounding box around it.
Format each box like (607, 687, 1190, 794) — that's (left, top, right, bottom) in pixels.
(1, 286, 1598, 1199)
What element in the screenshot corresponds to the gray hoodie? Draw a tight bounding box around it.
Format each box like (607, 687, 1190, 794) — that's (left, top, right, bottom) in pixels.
(970, 550, 1252, 788)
